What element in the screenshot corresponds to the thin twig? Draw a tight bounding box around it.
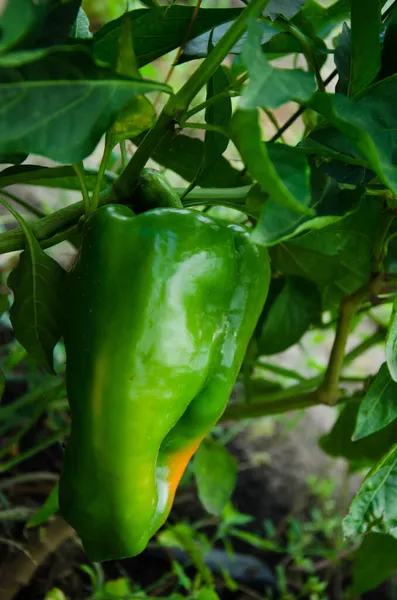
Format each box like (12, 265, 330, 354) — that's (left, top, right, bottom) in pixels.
(72, 162, 91, 217)
(318, 275, 384, 405)
(222, 315, 385, 422)
(155, 0, 204, 107)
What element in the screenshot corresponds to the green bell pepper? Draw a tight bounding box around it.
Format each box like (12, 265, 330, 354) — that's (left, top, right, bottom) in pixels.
(59, 204, 270, 562)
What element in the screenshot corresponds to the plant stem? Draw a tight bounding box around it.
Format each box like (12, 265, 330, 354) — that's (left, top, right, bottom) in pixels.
(173, 0, 270, 111)
(40, 223, 81, 250)
(180, 185, 251, 202)
(92, 136, 112, 212)
(279, 18, 325, 92)
(182, 122, 229, 136)
(72, 162, 91, 217)
(0, 198, 30, 240)
(114, 0, 271, 201)
(0, 166, 116, 190)
(221, 323, 385, 422)
(373, 211, 395, 269)
(0, 187, 116, 254)
(344, 329, 384, 364)
(114, 111, 171, 201)
(0, 185, 252, 254)
(269, 1, 394, 144)
(0, 0, 274, 248)
(181, 90, 239, 122)
(221, 391, 320, 421)
(183, 199, 256, 217)
(154, 0, 204, 108)
(318, 285, 372, 405)
(263, 109, 286, 142)
(120, 140, 128, 169)
(182, 186, 252, 213)
(248, 360, 306, 382)
(270, 69, 338, 143)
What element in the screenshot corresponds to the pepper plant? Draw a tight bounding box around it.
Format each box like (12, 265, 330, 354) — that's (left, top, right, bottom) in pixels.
(1, 0, 397, 596)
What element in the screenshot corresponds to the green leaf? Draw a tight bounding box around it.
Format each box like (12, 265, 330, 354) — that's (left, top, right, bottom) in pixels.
(334, 23, 351, 95)
(198, 64, 231, 186)
(256, 276, 321, 355)
(351, 533, 397, 594)
(33, 0, 82, 48)
(194, 589, 220, 600)
(109, 96, 156, 144)
(266, 0, 306, 19)
(0, 369, 4, 401)
(260, 30, 303, 56)
(319, 158, 374, 188)
(0, 0, 82, 53)
(27, 483, 59, 528)
(140, 132, 247, 187)
(301, 129, 360, 167)
(384, 235, 397, 275)
(300, 0, 350, 37)
(170, 523, 213, 587)
(250, 143, 311, 244)
(0, 46, 170, 163)
(44, 589, 67, 600)
(230, 110, 314, 216)
(386, 297, 397, 382)
(354, 364, 397, 440)
(181, 1, 332, 64)
(103, 578, 132, 597)
(0, 0, 51, 53)
(139, 0, 162, 11)
(116, 12, 140, 79)
(194, 438, 237, 516)
(271, 197, 380, 305)
(343, 442, 397, 539)
(289, 9, 329, 69)
(180, 20, 283, 64)
(0, 293, 9, 317)
(70, 8, 92, 39)
(350, 0, 381, 96)
(8, 235, 66, 373)
(253, 176, 364, 246)
(0, 164, 115, 191)
(379, 6, 397, 80)
(0, 288, 7, 395)
(335, 0, 381, 97)
(172, 561, 191, 591)
(310, 82, 397, 196)
(181, 36, 232, 195)
(94, 6, 242, 68)
(239, 19, 316, 111)
(0, 48, 58, 68)
(221, 503, 254, 528)
(319, 397, 397, 467)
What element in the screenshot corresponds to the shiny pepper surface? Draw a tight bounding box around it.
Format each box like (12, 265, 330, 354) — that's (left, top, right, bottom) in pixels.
(59, 205, 270, 562)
